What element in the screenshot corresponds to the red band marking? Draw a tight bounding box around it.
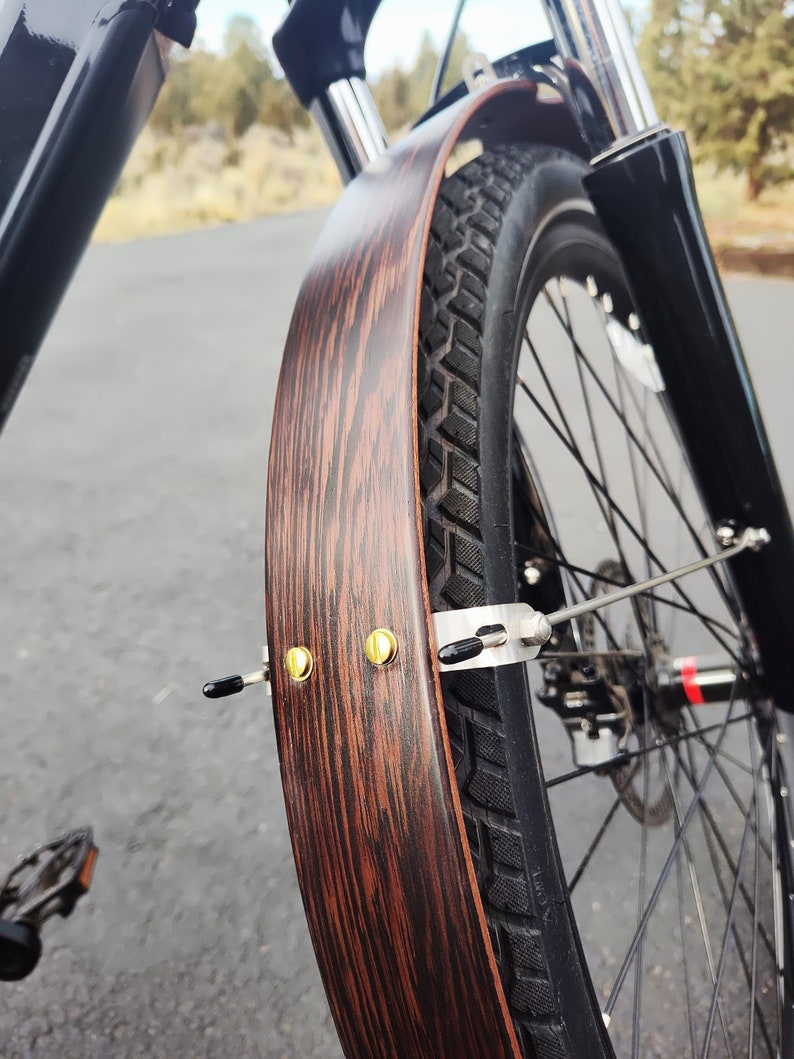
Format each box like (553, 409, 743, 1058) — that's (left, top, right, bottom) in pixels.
(680, 656, 705, 705)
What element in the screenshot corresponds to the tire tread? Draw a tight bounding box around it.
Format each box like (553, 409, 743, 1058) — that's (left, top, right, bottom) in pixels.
(418, 145, 575, 1057)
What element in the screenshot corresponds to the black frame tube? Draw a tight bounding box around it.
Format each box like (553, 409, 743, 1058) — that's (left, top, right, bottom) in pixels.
(0, 1, 166, 431)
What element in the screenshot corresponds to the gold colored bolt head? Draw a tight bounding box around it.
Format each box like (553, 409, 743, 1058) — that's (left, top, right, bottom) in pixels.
(365, 628, 398, 666)
(284, 646, 313, 682)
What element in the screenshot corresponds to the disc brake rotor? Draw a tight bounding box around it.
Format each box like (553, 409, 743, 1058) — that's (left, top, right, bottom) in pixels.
(582, 559, 674, 827)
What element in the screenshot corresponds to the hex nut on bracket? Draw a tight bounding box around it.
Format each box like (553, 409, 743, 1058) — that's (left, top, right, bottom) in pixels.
(519, 611, 553, 647)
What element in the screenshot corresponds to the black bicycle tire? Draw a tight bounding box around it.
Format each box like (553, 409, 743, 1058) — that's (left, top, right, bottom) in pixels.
(417, 143, 787, 1058)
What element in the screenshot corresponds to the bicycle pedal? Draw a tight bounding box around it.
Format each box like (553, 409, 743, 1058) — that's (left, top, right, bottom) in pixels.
(0, 826, 98, 982)
(0, 827, 98, 915)
(0, 918, 41, 981)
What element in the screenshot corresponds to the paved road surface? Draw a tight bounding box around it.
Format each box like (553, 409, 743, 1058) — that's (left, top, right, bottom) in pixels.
(0, 210, 791, 1057)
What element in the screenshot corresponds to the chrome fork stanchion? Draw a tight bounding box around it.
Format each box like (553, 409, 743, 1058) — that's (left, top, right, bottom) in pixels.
(544, 0, 660, 151)
(310, 77, 389, 183)
(311, 0, 657, 180)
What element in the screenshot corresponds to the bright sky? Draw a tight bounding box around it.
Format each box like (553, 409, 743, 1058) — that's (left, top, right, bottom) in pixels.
(194, 0, 555, 74)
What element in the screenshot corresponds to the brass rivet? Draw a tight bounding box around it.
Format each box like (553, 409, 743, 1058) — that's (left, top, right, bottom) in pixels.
(365, 628, 398, 666)
(284, 646, 313, 682)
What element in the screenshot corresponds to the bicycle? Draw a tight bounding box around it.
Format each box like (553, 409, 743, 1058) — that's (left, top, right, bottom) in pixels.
(1, 0, 793, 1056)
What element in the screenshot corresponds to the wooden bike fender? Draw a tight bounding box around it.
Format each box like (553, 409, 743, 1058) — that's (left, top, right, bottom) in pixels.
(266, 81, 544, 1058)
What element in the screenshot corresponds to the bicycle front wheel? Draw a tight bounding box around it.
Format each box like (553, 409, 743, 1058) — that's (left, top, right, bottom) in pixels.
(419, 143, 791, 1058)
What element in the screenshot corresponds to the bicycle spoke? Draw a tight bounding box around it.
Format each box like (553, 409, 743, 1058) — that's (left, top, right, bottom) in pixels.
(748, 715, 765, 1058)
(676, 725, 777, 1055)
(631, 693, 652, 1058)
(513, 540, 739, 644)
(546, 712, 752, 789)
(690, 730, 754, 776)
(611, 353, 653, 602)
(675, 743, 776, 964)
(551, 285, 625, 568)
(514, 420, 587, 654)
(687, 707, 773, 861)
(513, 432, 629, 655)
(673, 754, 700, 1059)
(603, 686, 739, 1017)
(547, 290, 676, 516)
(543, 291, 740, 622)
(515, 373, 741, 661)
(565, 303, 657, 662)
(533, 270, 785, 1052)
(545, 290, 674, 501)
(522, 331, 626, 569)
(660, 731, 737, 1058)
(699, 767, 759, 1058)
(523, 240, 783, 1053)
(567, 765, 641, 894)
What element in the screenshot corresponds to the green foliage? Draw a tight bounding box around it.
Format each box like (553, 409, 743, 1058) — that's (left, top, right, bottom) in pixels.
(217, 15, 274, 136)
(637, 0, 691, 126)
(99, 124, 342, 241)
(258, 79, 310, 142)
(149, 16, 474, 146)
(640, 0, 794, 200)
(372, 29, 472, 134)
(221, 13, 265, 59)
(148, 47, 203, 132)
(151, 15, 283, 138)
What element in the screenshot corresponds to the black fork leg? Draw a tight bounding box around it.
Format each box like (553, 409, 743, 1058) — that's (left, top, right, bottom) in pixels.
(584, 128, 794, 713)
(586, 127, 794, 1044)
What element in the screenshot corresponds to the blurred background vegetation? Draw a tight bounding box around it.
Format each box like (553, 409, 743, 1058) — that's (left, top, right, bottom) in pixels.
(95, 2, 794, 247)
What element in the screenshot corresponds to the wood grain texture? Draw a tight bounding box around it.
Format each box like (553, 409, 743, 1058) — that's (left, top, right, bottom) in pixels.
(265, 82, 541, 1059)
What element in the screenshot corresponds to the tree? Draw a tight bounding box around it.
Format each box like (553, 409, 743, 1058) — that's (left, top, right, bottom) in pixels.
(689, 0, 794, 201)
(149, 46, 218, 132)
(637, 0, 691, 128)
(372, 30, 472, 136)
(151, 16, 279, 138)
(215, 15, 274, 137)
(641, 0, 794, 200)
(372, 64, 413, 133)
(258, 78, 309, 141)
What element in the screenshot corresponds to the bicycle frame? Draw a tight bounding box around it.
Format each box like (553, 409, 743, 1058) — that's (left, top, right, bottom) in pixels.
(1, 0, 792, 1048)
(0, 0, 196, 433)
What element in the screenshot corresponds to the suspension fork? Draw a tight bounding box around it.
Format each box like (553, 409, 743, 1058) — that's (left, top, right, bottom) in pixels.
(556, 0, 794, 1028)
(583, 130, 794, 712)
(535, 0, 794, 710)
(538, 0, 794, 701)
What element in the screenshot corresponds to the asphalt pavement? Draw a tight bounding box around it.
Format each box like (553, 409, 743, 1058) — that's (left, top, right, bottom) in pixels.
(0, 210, 791, 1058)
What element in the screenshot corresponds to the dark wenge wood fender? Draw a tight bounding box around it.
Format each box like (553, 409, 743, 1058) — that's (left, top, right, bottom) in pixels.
(265, 81, 548, 1058)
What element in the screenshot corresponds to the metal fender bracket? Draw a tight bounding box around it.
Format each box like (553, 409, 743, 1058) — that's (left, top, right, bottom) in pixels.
(432, 526, 770, 673)
(202, 647, 271, 699)
(432, 603, 551, 673)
